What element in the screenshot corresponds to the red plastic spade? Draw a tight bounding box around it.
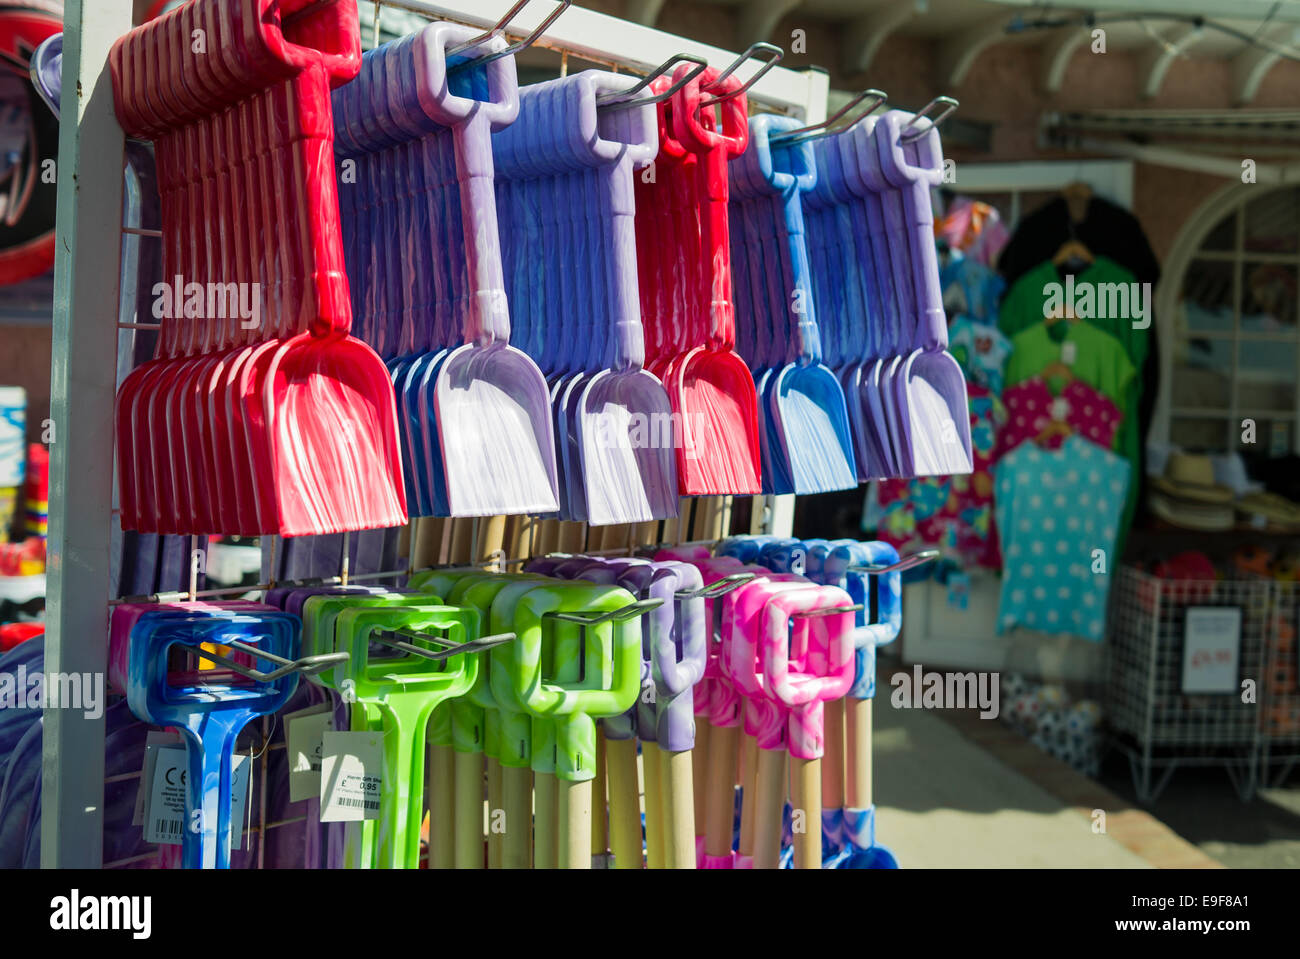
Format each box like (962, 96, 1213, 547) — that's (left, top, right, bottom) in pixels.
(109, 0, 407, 537)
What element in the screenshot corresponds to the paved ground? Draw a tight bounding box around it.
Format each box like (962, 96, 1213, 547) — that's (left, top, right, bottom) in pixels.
(872, 654, 1235, 868)
(873, 692, 1155, 868)
(1095, 757, 1300, 869)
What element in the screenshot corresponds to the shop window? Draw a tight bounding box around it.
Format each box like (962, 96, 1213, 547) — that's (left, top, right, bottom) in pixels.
(1168, 185, 1300, 455)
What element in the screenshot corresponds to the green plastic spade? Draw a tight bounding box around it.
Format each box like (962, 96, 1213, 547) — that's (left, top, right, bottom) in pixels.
(301, 590, 448, 869)
(333, 605, 491, 869)
(443, 572, 513, 868)
(487, 575, 562, 867)
(454, 573, 553, 869)
(411, 568, 498, 866)
(510, 582, 651, 868)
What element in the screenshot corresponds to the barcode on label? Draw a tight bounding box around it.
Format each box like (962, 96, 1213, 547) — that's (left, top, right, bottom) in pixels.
(337, 798, 380, 810)
(154, 818, 182, 836)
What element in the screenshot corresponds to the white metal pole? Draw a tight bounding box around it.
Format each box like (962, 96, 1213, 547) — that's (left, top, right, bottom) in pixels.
(43, 0, 133, 868)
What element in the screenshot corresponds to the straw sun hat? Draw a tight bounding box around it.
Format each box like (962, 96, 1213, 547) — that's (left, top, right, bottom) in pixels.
(1148, 453, 1234, 530)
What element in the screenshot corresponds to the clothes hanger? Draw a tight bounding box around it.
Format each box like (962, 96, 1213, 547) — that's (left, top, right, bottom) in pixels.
(1040, 359, 1074, 382)
(1061, 180, 1092, 223)
(1054, 183, 1094, 271)
(1033, 417, 1073, 447)
(1052, 238, 1093, 270)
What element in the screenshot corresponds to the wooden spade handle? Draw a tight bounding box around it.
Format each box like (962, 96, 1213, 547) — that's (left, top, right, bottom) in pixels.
(751, 747, 787, 869)
(533, 772, 558, 869)
(662, 748, 696, 868)
(643, 740, 666, 868)
(845, 696, 872, 809)
(500, 765, 533, 869)
(557, 778, 593, 868)
(738, 733, 758, 859)
(605, 736, 643, 868)
(427, 743, 455, 869)
(692, 718, 712, 833)
(591, 728, 609, 860)
(791, 755, 821, 869)
(705, 724, 739, 858)
(487, 758, 503, 868)
(453, 750, 484, 868)
(823, 698, 846, 811)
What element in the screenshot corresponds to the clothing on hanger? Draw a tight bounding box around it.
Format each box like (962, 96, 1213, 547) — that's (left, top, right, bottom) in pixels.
(873, 383, 1005, 570)
(997, 191, 1161, 520)
(1004, 319, 1140, 541)
(998, 378, 1122, 458)
(999, 257, 1147, 371)
(994, 435, 1129, 641)
(935, 194, 1010, 267)
(941, 253, 1006, 325)
(1004, 320, 1135, 407)
(948, 316, 1012, 395)
(998, 193, 1159, 291)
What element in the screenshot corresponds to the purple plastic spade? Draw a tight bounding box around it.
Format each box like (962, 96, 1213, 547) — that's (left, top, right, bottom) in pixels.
(873, 108, 971, 478)
(568, 71, 678, 525)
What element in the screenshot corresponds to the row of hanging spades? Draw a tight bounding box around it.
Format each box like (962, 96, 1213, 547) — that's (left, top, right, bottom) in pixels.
(109, 0, 970, 539)
(105, 534, 934, 869)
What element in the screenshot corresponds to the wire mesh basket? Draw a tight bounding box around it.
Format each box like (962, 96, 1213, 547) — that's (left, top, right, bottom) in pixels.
(1107, 566, 1266, 802)
(1261, 581, 1300, 787)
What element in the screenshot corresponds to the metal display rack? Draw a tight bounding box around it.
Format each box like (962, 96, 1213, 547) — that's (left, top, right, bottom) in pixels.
(1261, 581, 1300, 787)
(44, 0, 828, 867)
(1106, 565, 1288, 803)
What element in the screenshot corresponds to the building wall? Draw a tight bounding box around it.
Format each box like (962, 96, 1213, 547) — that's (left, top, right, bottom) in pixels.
(617, 0, 1287, 264)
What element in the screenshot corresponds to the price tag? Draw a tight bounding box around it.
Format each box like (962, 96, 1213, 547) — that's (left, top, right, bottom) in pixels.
(286, 703, 334, 803)
(320, 731, 383, 822)
(133, 731, 182, 827)
(1182, 607, 1242, 694)
(143, 746, 251, 846)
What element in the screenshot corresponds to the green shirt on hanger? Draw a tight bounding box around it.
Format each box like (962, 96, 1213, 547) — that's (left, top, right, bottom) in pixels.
(999, 256, 1149, 372)
(1004, 320, 1136, 411)
(1004, 319, 1141, 547)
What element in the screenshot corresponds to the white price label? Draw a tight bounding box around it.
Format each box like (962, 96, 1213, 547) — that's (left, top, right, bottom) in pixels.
(285, 703, 334, 803)
(320, 731, 383, 822)
(133, 731, 182, 827)
(143, 746, 250, 847)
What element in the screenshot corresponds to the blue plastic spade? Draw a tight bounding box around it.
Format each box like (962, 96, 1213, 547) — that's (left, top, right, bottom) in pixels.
(125, 610, 304, 869)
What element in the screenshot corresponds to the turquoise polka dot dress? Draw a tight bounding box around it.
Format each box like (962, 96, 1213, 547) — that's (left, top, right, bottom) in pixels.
(993, 436, 1130, 641)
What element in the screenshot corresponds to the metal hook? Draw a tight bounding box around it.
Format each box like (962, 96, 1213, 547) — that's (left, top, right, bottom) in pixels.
(790, 603, 865, 620)
(849, 548, 941, 575)
(898, 95, 959, 144)
(770, 88, 888, 146)
(446, 0, 572, 74)
(698, 41, 783, 109)
(371, 630, 518, 663)
(545, 597, 665, 626)
(596, 54, 708, 112)
(675, 571, 756, 601)
(408, 558, 515, 579)
(192, 642, 350, 684)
